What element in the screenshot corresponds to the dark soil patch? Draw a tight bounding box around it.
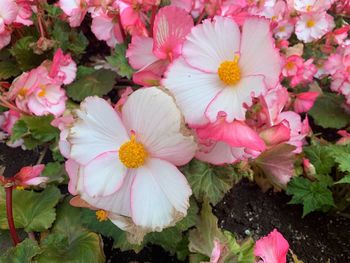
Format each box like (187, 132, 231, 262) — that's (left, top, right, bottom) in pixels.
(214, 180, 350, 263)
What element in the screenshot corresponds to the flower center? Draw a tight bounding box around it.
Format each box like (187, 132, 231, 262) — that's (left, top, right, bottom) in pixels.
(95, 209, 108, 222)
(306, 20, 315, 28)
(38, 84, 46, 97)
(118, 134, 147, 168)
(218, 56, 241, 85)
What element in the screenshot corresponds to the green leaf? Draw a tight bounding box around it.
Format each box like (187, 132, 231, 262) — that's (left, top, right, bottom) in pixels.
(144, 199, 198, 253)
(0, 238, 41, 263)
(21, 115, 59, 142)
(107, 44, 135, 79)
(36, 199, 105, 263)
(66, 69, 117, 101)
(304, 144, 335, 175)
(42, 162, 67, 184)
(286, 177, 335, 216)
(0, 50, 21, 80)
(335, 174, 350, 184)
(188, 201, 223, 257)
(327, 144, 350, 173)
(11, 120, 28, 142)
(0, 186, 61, 232)
(223, 231, 255, 263)
(183, 160, 235, 205)
(51, 21, 88, 57)
(309, 93, 350, 129)
(10, 36, 47, 71)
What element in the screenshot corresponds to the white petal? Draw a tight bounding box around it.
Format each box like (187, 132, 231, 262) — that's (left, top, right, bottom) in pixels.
(80, 169, 136, 217)
(131, 158, 191, 231)
(183, 16, 241, 73)
(69, 96, 129, 165)
(206, 75, 265, 122)
(163, 57, 223, 126)
(122, 87, 196, 165)
(83, 151, 127, 197)
(239, 17, 281, 87)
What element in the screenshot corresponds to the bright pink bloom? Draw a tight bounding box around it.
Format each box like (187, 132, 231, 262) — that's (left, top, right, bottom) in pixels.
(294, 91, 319, 113)
(127, 6, 193, 86)
(0, 164, 48, 187)
(282, 55, 317, 87)
(49, 49, 77, 85)
(254, 229, 289, 263)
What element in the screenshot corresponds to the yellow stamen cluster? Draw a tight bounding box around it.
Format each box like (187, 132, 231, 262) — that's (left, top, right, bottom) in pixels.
(306, 20, 315, 28)
(38, 84, 46, 97)
(19, 88, 27, 97)
(15, 186, 25, 191)
(218, 56, 241, 86)
(118, 134, 147, 168)
(96, 210, 108, 222)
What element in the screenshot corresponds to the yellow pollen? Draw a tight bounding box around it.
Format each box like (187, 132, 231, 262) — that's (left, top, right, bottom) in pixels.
(118, 134, 147, 168)
(218, 56, 241, 85)
(306, 5, 312, 12)
(38, 84, 46, 97)
(16, 186, 25, 190)
(19, 88, 27, 97)
(285, 61, 295, 70)
(96, 210, 108, 222)
(306, 20, 315, 28)
(279, 26, 286, 32)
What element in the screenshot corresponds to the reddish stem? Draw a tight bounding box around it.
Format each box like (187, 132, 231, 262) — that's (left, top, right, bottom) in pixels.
(149, 5, 157, 37)
(5, 185, 20, 246)
(196, 9, 206, 25)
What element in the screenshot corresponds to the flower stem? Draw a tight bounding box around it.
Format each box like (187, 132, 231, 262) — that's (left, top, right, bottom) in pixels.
(5, 185, 20, 246)
(149, 5, 158, 37)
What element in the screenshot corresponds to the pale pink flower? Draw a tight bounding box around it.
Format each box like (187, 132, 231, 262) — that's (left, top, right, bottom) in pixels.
(293, 0, 334, 13)
(9, 66, 67, 117)
(51, 114, 75, 158)
(58, 0, 89, 27)
(294, 91, 319, 113)
(66, 88, 196, 232)
(0, 110, 20, 135)
(163, 16, 281, 127)
(273, 19, 294, 40)
(0, 0, 18, 34)
(254, 229, 289, 263)
(126, 6, 193, 86)
(49, 48, 77, 85)
(14, 0, 33, 26)
(295, 12, 334, 43)
(91, 9, 124, 47)
(0, 30, 11, 50)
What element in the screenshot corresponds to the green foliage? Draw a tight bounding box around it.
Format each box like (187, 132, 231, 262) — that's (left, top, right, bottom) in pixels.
(36, 199, 105, 263)
(335, 174, 350, 184)
(0, 238, 41, 263)
(107, 44, 135, 79)
(223, 231, 255, 263)
(0, 50, 21, 80)
(304, 144, 335, 175)
(10, 36, 48, 71)
(183, 159, 237, 205)
(286, 177, 335, 217)
(309, 93, 350, 129)
(11, 115, 60, 149)
(327, 144, 350, 173)
(42, 162, 67, 184)
(66, 68, 117, 101)
(0, 186, 61, 232)
(51, 21, 88, 57)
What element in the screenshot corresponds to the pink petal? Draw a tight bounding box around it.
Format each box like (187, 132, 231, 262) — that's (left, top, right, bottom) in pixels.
(196, 115, 266, 152)
(294, 91, 319, 113)
(126, 36, 158, 69)
(153, 6, 193, 60)
(259, 122, 291, 147)
(254, 229, 289, 263)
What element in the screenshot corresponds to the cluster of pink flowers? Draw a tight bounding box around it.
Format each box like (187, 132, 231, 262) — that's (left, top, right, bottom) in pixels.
(0, 0, 34, 49)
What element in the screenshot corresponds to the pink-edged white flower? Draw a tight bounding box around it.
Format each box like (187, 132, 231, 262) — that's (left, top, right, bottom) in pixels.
(273, 19, 294, 40)
(66, 88, 196, 233)
(49, 48, 77, 85)
(58, 0, 89, 27)
(295, 12, 334, 43)
(163, 16, 281, 127)
(126, 6, 193, 86)
(293, 0, 334, 13)
(254, 229, 289, 263)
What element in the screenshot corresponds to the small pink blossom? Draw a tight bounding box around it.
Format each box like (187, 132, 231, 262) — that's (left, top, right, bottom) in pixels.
(58, 0, 89, 27)
(51, 114, 75, 158)
(49, 48, 77, 85)
(294, 91, 319, 113)
(282, 55, 317, 87)
(254, 229, 289, 263)
(0, 110, 20, 135)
